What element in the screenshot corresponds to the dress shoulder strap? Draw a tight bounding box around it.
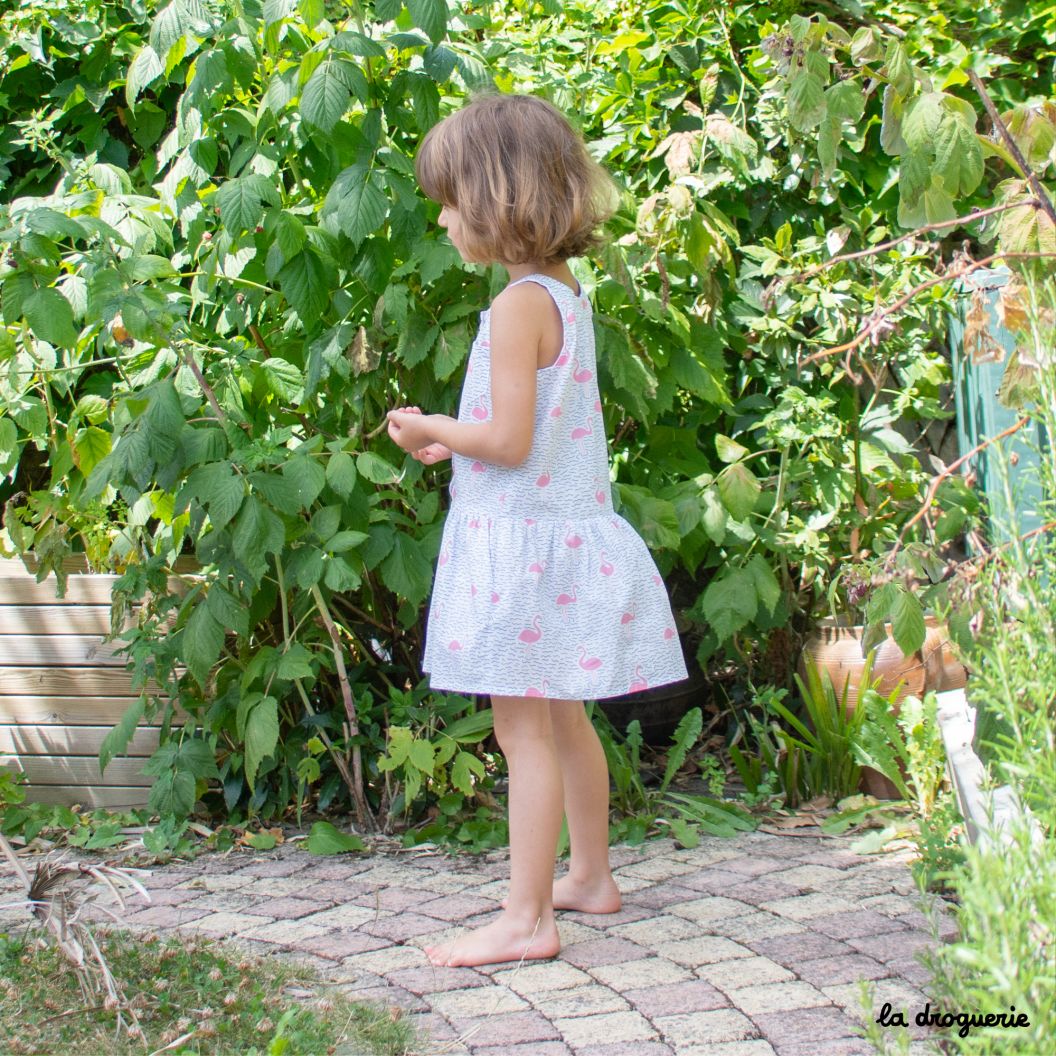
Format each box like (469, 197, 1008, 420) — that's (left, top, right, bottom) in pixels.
(506, 272, 583, 299)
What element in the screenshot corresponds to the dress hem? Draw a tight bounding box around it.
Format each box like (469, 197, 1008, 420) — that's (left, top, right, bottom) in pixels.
(421, 669, 691, 702)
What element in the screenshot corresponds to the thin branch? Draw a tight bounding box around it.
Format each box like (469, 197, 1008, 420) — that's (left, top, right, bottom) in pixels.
(797, 251, 1056, 368)
(968, 69, 1056, 228)
(790, 200, 1036, 282)
(884, 416, 1030, 571)
(178, 342, 250, 433)
(310, 583, 377, 832)
(965, 519, 1056, 570)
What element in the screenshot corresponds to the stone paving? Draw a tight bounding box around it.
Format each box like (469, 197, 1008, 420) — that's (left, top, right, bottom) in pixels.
(0, 829, 958, 1055)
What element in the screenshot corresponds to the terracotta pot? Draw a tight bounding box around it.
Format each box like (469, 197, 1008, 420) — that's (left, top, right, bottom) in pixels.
(799, 614, 967, 799)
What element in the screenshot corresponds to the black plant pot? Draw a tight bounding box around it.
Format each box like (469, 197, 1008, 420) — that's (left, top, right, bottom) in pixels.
(596, 666, 709, 747)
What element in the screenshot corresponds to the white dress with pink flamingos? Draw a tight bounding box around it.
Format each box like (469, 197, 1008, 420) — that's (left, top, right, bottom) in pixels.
(421, 273, 688, 701)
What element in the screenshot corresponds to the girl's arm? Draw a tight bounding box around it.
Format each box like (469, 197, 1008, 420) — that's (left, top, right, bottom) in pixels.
(388, 283, 548, 468)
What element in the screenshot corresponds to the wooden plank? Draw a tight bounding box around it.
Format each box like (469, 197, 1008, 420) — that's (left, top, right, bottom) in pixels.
(14, 785, 152, 809)
(0, 575, 196, 605)
(0, 725, 164, 755)
(2, 756, 154, 786)
(0, 668, 180, 697)
(0, 604, 178, 635)
(1, 634, 141, 666)
(0, 554, 202, 575)
(0, 695, 191, 725)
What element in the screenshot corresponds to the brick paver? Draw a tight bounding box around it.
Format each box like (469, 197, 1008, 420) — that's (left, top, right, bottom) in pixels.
(0, 828, 956, 1054)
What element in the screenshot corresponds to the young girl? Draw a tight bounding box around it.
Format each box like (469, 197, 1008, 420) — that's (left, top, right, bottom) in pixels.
(386, 93, 688, 969)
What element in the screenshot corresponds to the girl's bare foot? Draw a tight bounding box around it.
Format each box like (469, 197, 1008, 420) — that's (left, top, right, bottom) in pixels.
(423, 912, 560, 967)
(501, 873, 621, 914)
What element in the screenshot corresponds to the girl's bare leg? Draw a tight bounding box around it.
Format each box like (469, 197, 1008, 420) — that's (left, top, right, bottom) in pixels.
(423, 695, 563, 967)
(503, 700, 620, 913)
(549, 700, 622, 911)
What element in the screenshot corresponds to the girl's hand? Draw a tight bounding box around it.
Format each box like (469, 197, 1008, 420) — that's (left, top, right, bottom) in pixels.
(387, 407, 433, 453)
(415, 442, 452, 465)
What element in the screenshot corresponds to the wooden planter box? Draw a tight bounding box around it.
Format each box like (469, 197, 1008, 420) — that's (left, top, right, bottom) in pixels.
(0, 553, 198, 810)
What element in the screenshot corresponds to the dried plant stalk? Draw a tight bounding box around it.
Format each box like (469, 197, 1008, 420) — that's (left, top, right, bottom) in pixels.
(0, 832, 153, 1046)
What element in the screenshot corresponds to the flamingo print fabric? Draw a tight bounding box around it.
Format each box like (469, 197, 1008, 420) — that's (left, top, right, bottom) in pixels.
(421, 273, 689, 700)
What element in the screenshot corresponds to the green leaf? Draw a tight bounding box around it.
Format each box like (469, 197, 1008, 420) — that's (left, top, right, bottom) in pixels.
(701, 566, 757, 641)
(408, 738, 435, 773)
(284, 455, 327, 507)
(184, 601, 225, 686)
(891, 588, 926, 657)
(245, 831, 277, 849)
(884, 40, 914, 96)
(451, 751, 485, 796)
(261, 357, 304, 402)
(380, 532, 432, 605)
(325, 451, 357, 497)
(206, 583, 250, 637)
(126, 45, 164, 104)
(787, 72, 826, 131)
(148, 770, 196, 817)
(182, 461, 245, 532)
(715, 434, 748, 463)
(301, 59, 351, 132)
(248, 470, 302, 511)
(24, 288, 78, 347)
(306, 820, 365, 855)
(934, 115, 984, 197)
(746, 554, 781, 615)
(902, 92, 945, 152)
(278, 250, 330, 320)
(99, 697, 146, 774)
(356, 451, 398, 484)
(233, 495, 287, 570)
(716, 463, 760, 521)
(323, 166, 389, 247)
(215, 174, 279, 234)
(276, 642, 314, 680)
(244, 695, 279, 791)
(407, 0, 447, 43)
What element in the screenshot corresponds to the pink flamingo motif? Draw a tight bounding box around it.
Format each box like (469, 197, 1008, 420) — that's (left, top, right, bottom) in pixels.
(498, 492, 507, 508)
(471, 461, 485, 473)
(468, 517, 481, 528)
(620, 604, 636, 625)
(577, 645, 602, 672)
(593, 477, 607, 505)
(572, 360, 593, 383)
(448, 640, 464, 651)
(555, 585, 578, 619)
(594, 398, 602, 413)
(490, 590, 500, 603)
(471, 394, 489, 420)
(525, 679, 551, 698)
(571, 419, 594, 454)
(652, 574, 662, 586)
(470, 584, 478, 597)
(663, 627, 676, 640)
(629, 665, 648, 692)
(564, 530, 583, 551)
(528, 559, 547, 578)
(536, 471, 551, 488)
(518, 616, 543, 647)
(439, 548, 450, 566)
(599, 551, 614, 576)
(549, 405, 563, 418)
(565, 309, 576, 324)
(555, 349, 570, 367)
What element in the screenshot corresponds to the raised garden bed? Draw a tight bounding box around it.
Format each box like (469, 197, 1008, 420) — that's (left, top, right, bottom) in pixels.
(0, 554, 194, 809)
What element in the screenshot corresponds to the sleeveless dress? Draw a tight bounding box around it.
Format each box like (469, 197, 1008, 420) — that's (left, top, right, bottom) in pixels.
(421, 273, 689, 701)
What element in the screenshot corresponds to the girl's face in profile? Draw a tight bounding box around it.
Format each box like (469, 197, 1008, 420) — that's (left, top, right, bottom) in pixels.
(438, 204, 475, 263)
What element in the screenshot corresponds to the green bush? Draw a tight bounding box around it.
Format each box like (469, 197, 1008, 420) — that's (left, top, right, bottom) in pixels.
(0, 1, 1053, 833)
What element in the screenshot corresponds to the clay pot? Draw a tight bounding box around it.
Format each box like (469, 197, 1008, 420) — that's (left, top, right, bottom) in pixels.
(799, 614, 967, 798)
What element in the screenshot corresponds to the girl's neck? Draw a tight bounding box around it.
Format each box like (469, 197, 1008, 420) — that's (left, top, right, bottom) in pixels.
(503, 260, 579, 294)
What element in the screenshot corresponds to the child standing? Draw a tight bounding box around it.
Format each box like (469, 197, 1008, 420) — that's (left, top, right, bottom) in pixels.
(387, 93, 688, 968)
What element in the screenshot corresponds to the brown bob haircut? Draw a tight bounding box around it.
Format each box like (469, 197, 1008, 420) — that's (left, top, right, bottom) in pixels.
(415, 92, 617, 266)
